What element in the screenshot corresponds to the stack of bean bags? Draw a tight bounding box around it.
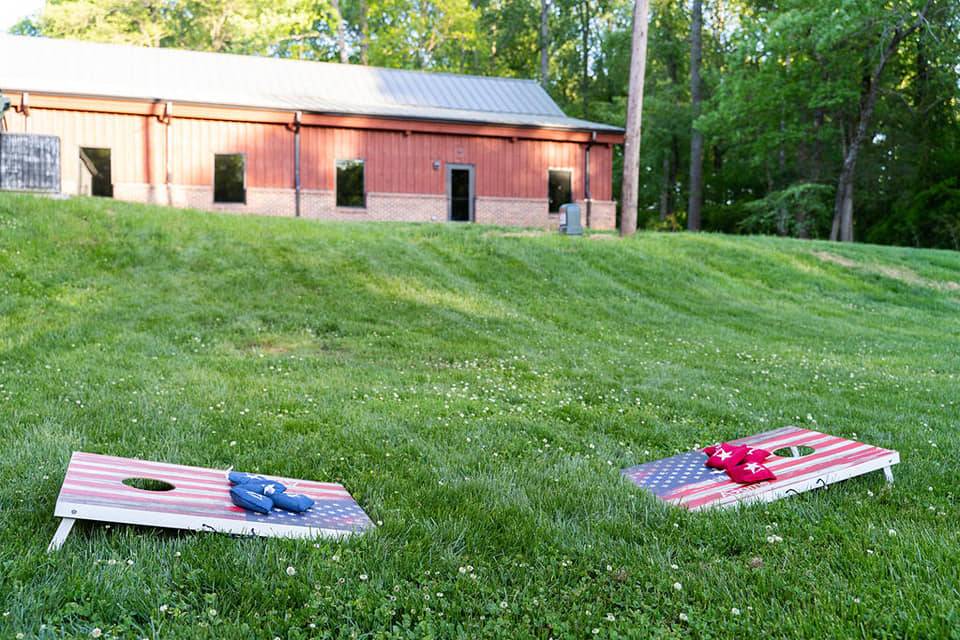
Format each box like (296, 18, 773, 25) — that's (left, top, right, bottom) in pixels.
(228, 471, 315, 514)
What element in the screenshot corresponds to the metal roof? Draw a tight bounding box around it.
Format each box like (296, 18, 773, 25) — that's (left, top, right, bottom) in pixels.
(0, 35, 622, 133)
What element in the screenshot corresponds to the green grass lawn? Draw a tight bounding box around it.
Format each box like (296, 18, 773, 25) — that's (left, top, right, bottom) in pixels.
(0, 192, 958, 639)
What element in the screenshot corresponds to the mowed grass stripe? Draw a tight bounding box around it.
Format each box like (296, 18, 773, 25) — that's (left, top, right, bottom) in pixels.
(0, 192, 957, 639)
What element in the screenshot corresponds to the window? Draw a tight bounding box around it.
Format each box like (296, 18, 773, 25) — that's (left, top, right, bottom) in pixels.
(336, 159, 365, 208)
(214, 154, 246, 203)
(548, 169, 572, 213)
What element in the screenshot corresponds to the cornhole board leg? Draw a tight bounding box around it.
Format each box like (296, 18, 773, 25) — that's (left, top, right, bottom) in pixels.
(47, 518, 75, 553)
(883, 466, 895, 484)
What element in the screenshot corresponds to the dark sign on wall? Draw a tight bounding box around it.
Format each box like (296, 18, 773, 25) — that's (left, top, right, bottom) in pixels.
(0, 133, 61, 193)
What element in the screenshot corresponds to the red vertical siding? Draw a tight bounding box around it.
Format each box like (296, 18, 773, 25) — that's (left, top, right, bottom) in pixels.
(20, 109, 163, 187)
(167, 118, 293, 188)
(20, 107, 615, 202)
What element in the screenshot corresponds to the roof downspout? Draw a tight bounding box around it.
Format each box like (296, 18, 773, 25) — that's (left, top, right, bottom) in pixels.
(20, 92, 30, 132)
(293, 111, 302, 218)
(162, 101, 173, 205)
(584, 130, 596, 228)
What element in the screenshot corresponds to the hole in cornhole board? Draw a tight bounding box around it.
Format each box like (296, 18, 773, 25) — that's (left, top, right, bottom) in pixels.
(49, 451, 375, 552)
(122, 477, 176, 492)
(772, 445, 815, 458)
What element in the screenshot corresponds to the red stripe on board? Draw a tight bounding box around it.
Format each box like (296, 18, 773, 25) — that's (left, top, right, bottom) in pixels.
(72, 453, 348, 492)
(664, 433, 840, 500)
(682, 444, 886, 509)
(674, 438, 867, 505)
(735, 430, 828, 456)
(667, 436, 854, 502)
(63, 477, 230, 503)
(73, 453, 228, 479)
(731, 427, 801, 446)
(65, 468, 352, 500)
(712, 449, 893, 508)
(61, 494, 250, 522)
(67, 468, 232, 493)
(731, 427, 814, 448)
(60, 484, 237, 511)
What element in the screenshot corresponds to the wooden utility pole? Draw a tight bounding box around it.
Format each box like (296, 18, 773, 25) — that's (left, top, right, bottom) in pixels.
(687, 0, 704, 231)
(619, 0, 651, 236)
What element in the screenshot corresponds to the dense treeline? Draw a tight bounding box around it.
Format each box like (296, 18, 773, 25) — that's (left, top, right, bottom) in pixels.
(14, 0, 960, 248)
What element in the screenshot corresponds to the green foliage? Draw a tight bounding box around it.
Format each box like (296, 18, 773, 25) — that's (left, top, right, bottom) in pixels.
(1, 193, 959, 636)
(14, 0, 326, 52)
(866, 179, 960, 250)
(9, 0, 960, 248)
(740, 183, 835, 238)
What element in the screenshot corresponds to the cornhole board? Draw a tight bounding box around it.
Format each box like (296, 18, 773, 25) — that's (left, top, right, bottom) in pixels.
(47, 451, 374, 551)
(621, 426, 899, 511)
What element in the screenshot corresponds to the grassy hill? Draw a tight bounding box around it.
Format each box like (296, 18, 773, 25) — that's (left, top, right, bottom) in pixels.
(0, 192, 957, 639)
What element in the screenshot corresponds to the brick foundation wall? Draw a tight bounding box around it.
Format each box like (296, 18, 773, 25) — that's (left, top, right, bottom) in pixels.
(301, 191, 447, 222)
(108, 182, 615, 229)
(475, 197, 551, 227)
(581, 200, 617, 231)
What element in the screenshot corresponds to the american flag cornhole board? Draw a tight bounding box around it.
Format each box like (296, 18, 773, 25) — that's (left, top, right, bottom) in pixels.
(47, 451, 374, 551)
(622, 426, 899, 511)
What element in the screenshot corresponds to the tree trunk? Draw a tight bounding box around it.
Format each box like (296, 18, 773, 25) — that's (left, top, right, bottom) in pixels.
(580, 0, 591, 117)
(358, 0, 369, 65)
(660, 52, 680, 222)
(540, 0, 550, 88)
(619, 0, 651, 236)
(331, 0, 349, 63)
(776, 115, 788, 235)
(687, 0, 704, 231)
(829, 0, 931, 242)
(659, 155, 671, 221)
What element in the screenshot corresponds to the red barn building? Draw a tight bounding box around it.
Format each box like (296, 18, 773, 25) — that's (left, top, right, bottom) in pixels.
(0, 36, 622, 229)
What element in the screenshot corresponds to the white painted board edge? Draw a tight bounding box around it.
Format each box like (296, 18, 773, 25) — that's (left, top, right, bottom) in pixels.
(686, 451, 900, 511)
(54, 501, 366, 540)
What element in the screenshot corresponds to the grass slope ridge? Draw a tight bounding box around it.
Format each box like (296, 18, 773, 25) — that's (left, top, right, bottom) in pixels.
(0, 193, 958, 639)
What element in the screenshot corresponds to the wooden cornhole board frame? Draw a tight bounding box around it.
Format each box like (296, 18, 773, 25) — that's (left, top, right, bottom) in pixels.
(621, 426, 899, 511)
(48, 452, 374, 551)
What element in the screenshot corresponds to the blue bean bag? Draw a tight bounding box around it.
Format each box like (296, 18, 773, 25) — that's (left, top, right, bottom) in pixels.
(229, 486, 274, 514)
(228, 471, 277, 486)
(271, 492, 315, 513)
(242, 480, 286, 497)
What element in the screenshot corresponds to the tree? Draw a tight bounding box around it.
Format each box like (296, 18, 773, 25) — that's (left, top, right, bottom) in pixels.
(686, 0, 704, 231)
(17, 0, 326, 54)
(620, 0, 651, 236)
(830, 0, 933, 241)
(13, 0, 960, 248)
(331, 0, 349, 63)
(540, 0, 550, 87)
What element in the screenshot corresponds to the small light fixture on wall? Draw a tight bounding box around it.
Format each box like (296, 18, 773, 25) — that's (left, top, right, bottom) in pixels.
(433, 160, 441, 170)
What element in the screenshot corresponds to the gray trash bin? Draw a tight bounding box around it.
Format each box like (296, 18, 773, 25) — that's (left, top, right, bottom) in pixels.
(558, 203, 583, 236)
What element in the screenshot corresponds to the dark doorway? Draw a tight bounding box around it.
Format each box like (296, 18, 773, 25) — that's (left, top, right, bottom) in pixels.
(548, 169, 572, 213)
(447, 164, 474, 222)
(79, 147, 112, 197)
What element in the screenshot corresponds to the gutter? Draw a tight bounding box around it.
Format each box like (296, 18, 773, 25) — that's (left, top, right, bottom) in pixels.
(585, 130, 596, 228)
(291, 111, 302, 217)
